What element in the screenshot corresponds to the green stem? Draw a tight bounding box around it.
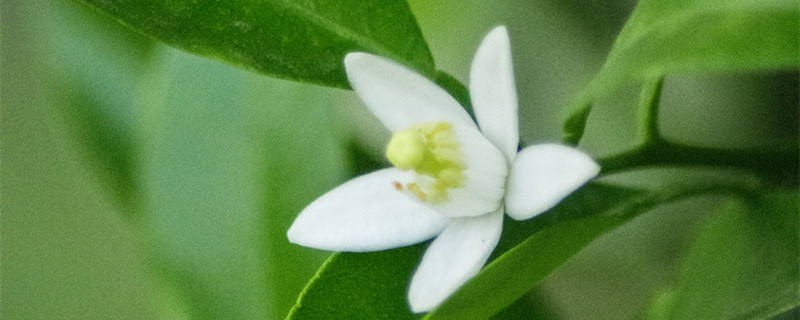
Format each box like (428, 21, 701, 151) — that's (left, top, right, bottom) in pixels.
(637, 76, 665, 143)
(566, 77, 797, 186)
(598, 141, 799, 186)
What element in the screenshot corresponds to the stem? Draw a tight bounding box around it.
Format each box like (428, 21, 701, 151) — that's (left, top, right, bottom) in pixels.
(565, 77, 797, 186)
(637, 76, 665, 143)
(598, 141, 799, 186)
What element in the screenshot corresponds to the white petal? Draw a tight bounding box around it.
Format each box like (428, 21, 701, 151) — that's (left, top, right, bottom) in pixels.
(469, 26, 519, 161)
(505, 144, 600, 220)
(423, 124, 508, 218)
(408, 209, 504, 313)
(287, 168, 450, 252)
(344, 53, 477, 132)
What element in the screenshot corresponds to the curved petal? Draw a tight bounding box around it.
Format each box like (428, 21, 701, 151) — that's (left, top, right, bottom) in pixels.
(344, 52, 476, 132)
(287, 168, 450, 252)
(407, 209, 504, 313)
(423, 124, 507, 218)
(505, 144, 600, 220)
(469, 26, 519, 161)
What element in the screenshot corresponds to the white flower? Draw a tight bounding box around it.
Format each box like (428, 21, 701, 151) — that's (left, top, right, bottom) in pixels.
(287, 26, 600, 313)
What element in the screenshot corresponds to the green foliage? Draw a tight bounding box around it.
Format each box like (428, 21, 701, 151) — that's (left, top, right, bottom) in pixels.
(424, 184, 653, 319)
(136, 49, 349, 319)
(287, 184, 658, 319)
(44, 0, 156, 213)
(287, 246, 425, 320)
(563, 0, 800, 144)
(647, 192, 800, 320)
(75, 0, 434, 88)
(6, 0, 798, 319)
(137, 49, 274, 319)
(2, 1, 159, 318)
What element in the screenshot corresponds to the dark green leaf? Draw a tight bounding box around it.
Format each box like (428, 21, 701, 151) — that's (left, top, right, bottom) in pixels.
(564, 0, 799, 143)
(648, 192, 800, 320)
(488, 290, 560, 320)
(75, 0, 434, 88)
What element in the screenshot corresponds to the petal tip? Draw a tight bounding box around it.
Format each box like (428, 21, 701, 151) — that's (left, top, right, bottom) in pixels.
(408, 293, 436, 314)
(487, 25, 509, 40)
(505, 144, 600, 220)
(343, 52, 370, 70)
(285, 214, 321, 249)
(406, 212, 504, 313)
(285, 222, 301, 244)
(469, 24, 519, 160)
(478, 26, 510, 53)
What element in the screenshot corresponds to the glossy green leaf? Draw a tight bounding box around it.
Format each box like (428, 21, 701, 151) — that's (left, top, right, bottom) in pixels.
(647, 192, 800, 320)
(76, 0, 434, 88)
(287, 184, 658, 319)
(286, 245, 425, 320)
(563, 0, 800, 143)
(137, 47, 348, 319)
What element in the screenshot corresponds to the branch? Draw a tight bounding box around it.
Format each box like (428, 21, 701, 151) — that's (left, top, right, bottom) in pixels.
(598, 142, 799, 187)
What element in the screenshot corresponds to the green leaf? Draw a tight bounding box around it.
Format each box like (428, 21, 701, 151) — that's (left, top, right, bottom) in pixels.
(425, 184, 655, 320)
(286, 246, 425, 320)
(40, 0, 156, 212)
(3, 1, 158, 317)
(255, 70, 351, 318)
(137, 47, 349, 319)
(648, 192, 800, 320)
(76, 0, 434, 88)
(563, 0, 800, 143)
(138, 48, 271, 319)
(287, 184, 658, 319)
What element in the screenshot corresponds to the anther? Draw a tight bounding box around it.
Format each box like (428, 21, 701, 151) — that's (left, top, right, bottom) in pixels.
(407, 183, 428, 202)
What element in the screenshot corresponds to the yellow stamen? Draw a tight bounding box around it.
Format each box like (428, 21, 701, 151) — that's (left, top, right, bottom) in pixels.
(407, 183, 427, 201)
(385, 121, 465, 203)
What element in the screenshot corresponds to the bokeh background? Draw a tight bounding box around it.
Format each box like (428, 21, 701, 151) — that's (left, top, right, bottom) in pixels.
(3, 0, 797, 319)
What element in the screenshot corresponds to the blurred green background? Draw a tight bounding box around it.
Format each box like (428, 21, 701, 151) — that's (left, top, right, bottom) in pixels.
(2, 0, 796, 319)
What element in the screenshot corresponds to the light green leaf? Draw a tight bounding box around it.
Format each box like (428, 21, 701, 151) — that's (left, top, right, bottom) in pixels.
(648, 192, 799, 320)
(137, 47, 348, 319)
(138, 48, 271, 319)
(287, 184, 657, 319)
(563, 0, 800, 143)
(254, 71, 351, 318)
(76, 0, 434, 88)
(39, 0, 156, 212)
(2, 1, 158, 317)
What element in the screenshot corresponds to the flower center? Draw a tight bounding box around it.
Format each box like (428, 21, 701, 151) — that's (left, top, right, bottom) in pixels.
(385, 121, 465, 203)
